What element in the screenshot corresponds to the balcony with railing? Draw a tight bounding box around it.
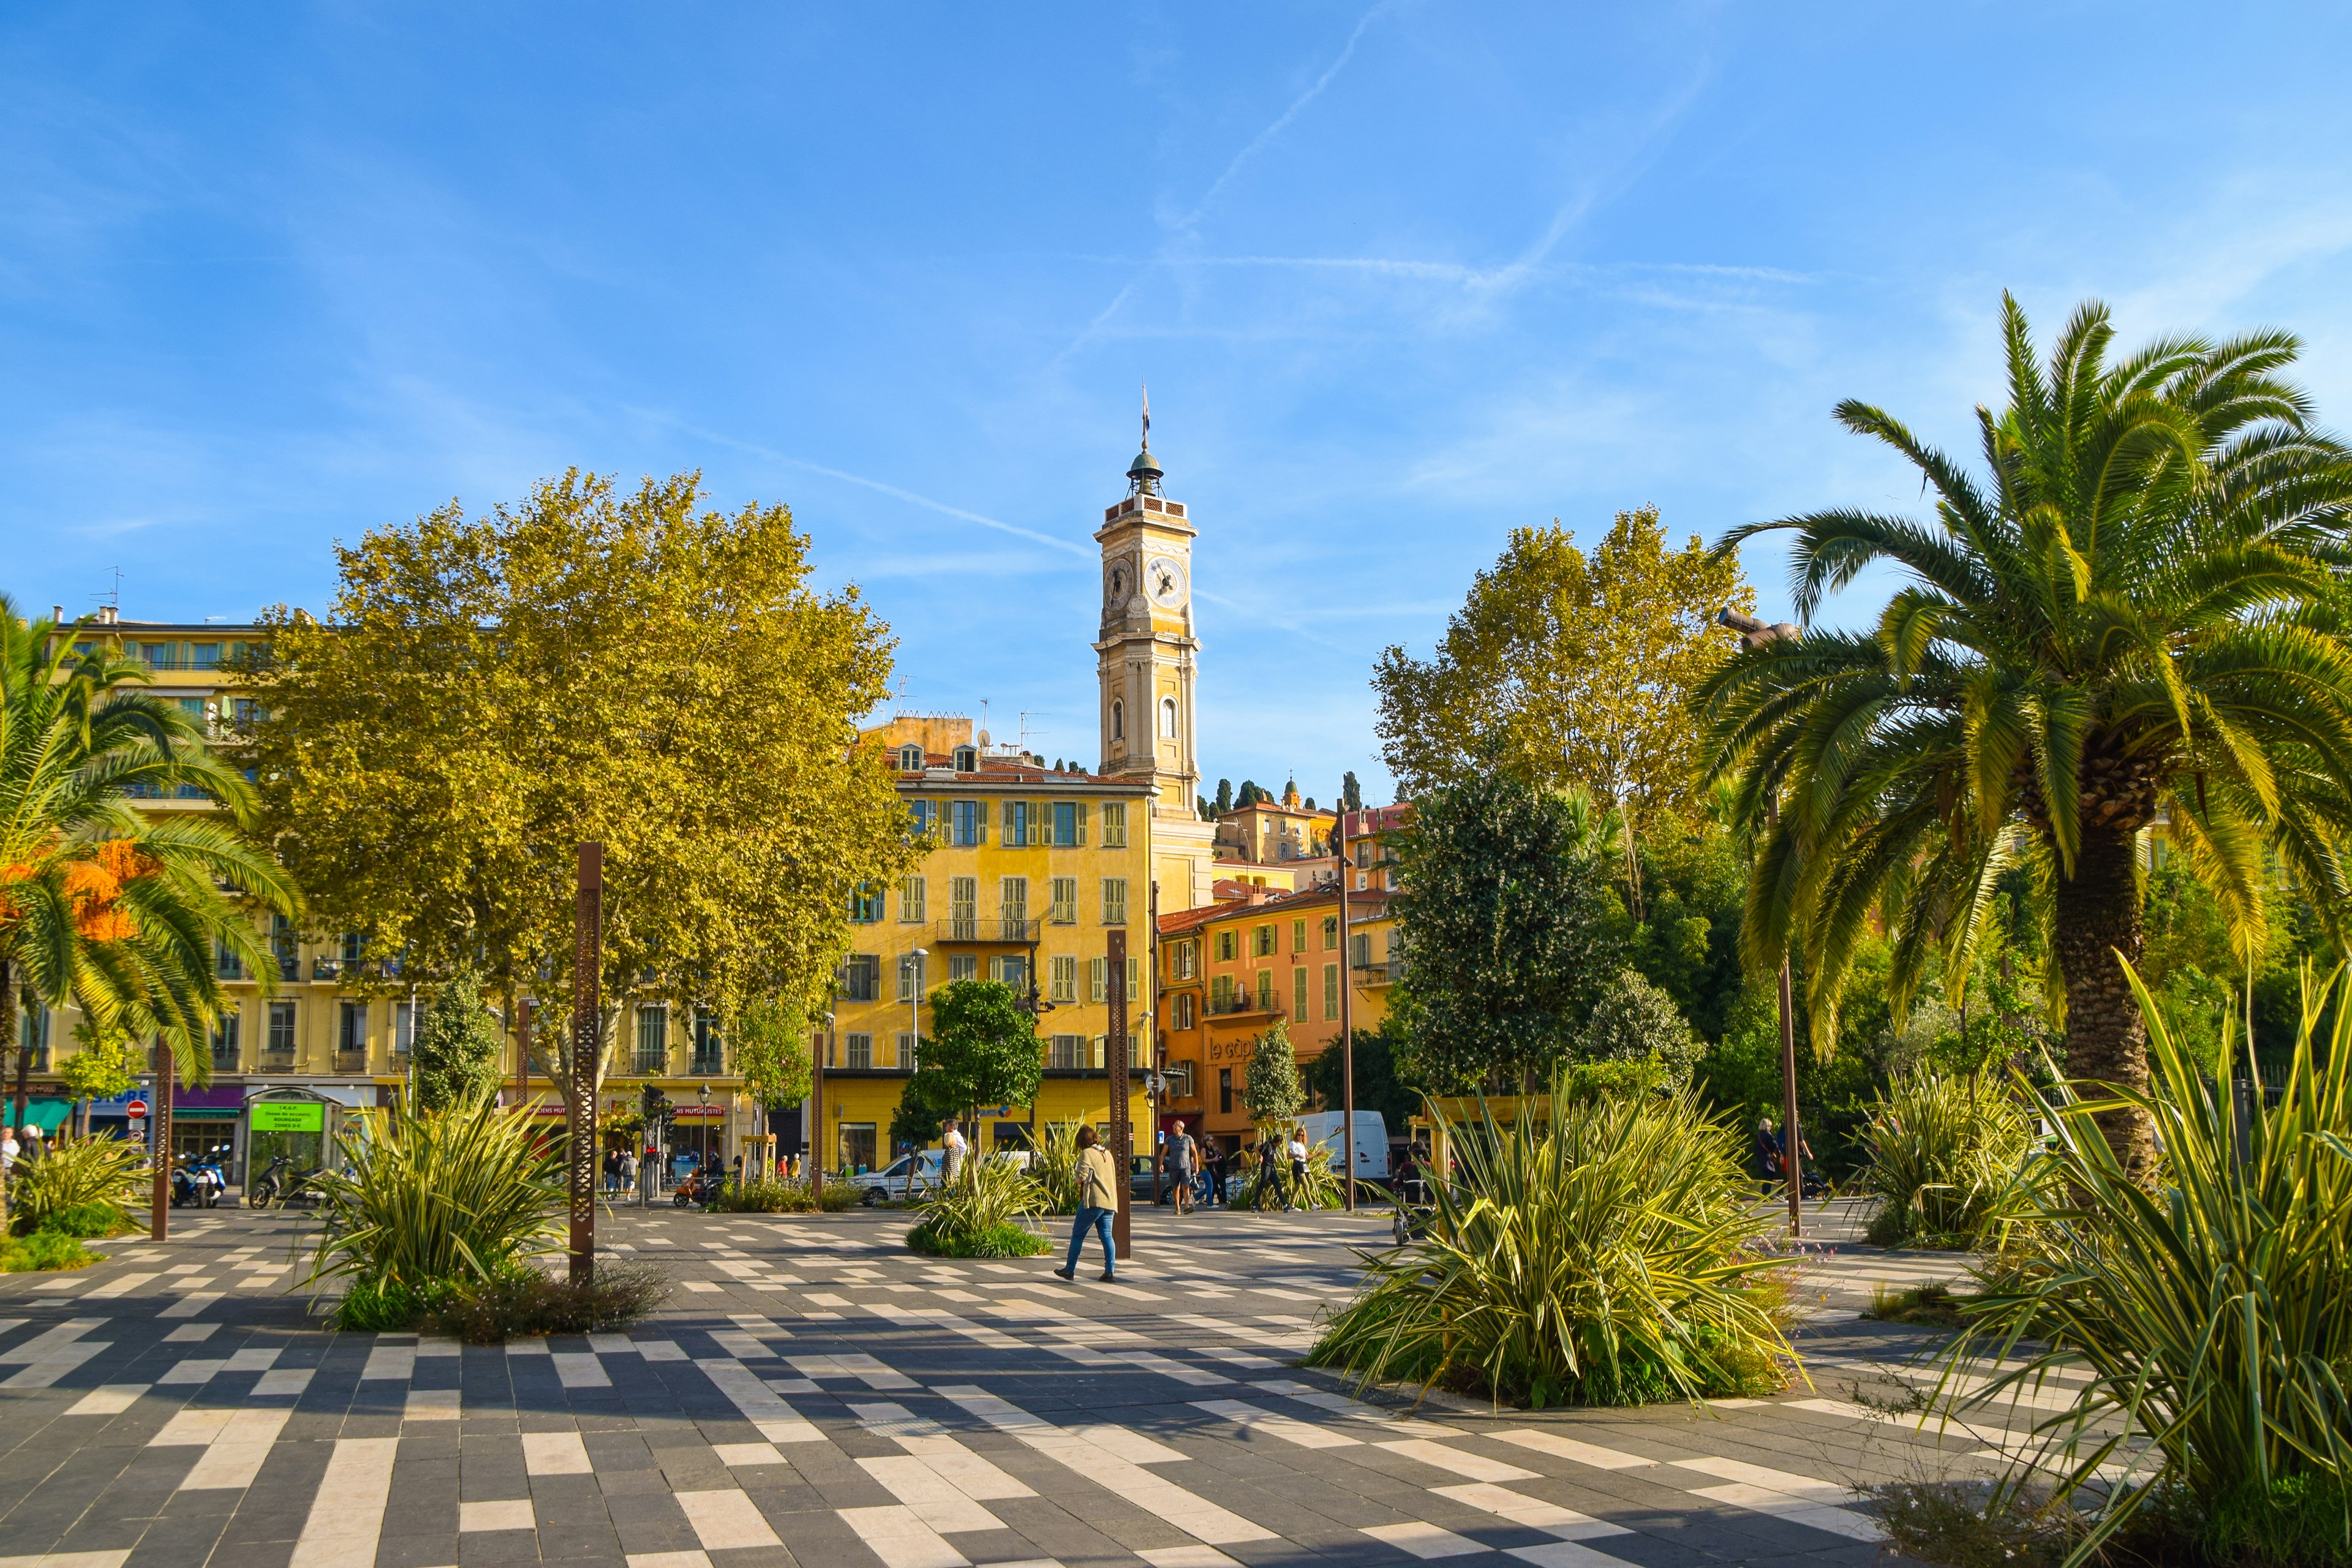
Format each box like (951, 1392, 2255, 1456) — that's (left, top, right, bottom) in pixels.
(933, 917, 1041, 944)
(633, 1048, 671, 1076)
(334, 1050, 369, 1074)
(259, 1046, 296, 1071)
(1205, 990, 1277, 1017)
(1352, 957, 1405, 987)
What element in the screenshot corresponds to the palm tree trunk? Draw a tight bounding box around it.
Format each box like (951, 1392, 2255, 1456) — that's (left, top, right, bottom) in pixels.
(2050, 822, 2156, 1183)
(0, 960, 13, 1224)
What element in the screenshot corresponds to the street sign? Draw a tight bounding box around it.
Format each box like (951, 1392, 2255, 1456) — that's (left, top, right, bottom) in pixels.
(126, 1099, 148, 1121)
(250, 1102, 325, 1133)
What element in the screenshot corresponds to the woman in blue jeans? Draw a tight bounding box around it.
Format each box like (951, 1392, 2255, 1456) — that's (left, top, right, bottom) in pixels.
(1054, 1124, 1121, 1281)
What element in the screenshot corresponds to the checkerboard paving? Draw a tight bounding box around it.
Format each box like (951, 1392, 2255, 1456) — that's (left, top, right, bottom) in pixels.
(0, 1202, 2086, 1567)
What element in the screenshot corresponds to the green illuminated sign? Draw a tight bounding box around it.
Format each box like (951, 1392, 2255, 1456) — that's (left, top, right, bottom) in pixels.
(249, 1101, 325, 1133)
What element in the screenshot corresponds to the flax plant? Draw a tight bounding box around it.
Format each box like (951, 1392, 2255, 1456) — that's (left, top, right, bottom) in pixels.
(908, 1152, 1050, 1256)
(304, 1094, 564, 1300)
(1030, 1120, 1083, 1215)
(1861, 1066, 2040, 1249)
(1309, 1074, 1795, 1408)
(1940, 964, 2352, 1566)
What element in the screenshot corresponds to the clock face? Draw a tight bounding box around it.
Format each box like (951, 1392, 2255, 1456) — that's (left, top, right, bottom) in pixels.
(1146, 556, 1188, 607)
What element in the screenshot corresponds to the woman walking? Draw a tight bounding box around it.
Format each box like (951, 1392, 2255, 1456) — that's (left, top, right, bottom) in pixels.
(1054, 1125, 1120, 1282)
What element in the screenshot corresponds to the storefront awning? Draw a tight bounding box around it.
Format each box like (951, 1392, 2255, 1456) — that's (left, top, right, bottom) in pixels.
(15, 1098, 74, 1134)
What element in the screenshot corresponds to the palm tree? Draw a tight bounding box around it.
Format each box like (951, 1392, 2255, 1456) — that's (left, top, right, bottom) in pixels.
(0, 598, 296, 1212)
(1698, 296, 2352, 1180)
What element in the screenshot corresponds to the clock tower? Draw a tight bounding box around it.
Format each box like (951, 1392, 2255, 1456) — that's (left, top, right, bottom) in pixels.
(1096, 411, 1218, 911)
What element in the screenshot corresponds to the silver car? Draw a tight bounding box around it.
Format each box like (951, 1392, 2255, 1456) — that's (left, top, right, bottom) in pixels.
(860, 1150, 946, 1205)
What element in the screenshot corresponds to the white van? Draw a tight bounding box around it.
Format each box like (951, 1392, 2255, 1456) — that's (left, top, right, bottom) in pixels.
(1295, 1110, 1390, 1183)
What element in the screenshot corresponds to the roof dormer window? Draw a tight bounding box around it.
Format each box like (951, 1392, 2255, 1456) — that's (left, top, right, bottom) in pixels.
(899, 744, 924, 772)
(952, 745, 978, 772)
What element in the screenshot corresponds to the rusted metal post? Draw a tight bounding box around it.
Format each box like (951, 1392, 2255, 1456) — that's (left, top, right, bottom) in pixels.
(570, 843, 602, 1286)
(149, 1040, 173, 1240)
(1108, 928, 1131, 1261)
(1337, 801, 1355, 1211)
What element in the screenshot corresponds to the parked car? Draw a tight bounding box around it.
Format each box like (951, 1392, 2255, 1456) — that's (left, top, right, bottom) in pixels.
(861, 1150, 946, 1205)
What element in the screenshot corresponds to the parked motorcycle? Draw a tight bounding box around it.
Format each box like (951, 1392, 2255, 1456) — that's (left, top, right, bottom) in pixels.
(247, 1153, 328, 1208)
(672, 1169, 722, 1209)
(169, 1148, 228, 1208)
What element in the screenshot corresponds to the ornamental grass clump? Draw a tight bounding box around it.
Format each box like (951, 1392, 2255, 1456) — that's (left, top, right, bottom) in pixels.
(1917, 964, 2352, 1567)
(306, 1094, 570, 1330)
(715, 1174, 853, 1213)
(1861, 1067, 2039, 1249)
(1030, 1120, 1083, 1215)
(906, 1153, 1050, 1257)
(1308, 1072, 1794, 1408)
(8, 1136, 143, 1236)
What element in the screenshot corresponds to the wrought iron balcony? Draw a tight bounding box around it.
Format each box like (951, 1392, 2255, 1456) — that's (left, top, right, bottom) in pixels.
(1352, 957, 1404, 987)
(933, 918, 1042, 944)
(1205, 992, 1276, 1017)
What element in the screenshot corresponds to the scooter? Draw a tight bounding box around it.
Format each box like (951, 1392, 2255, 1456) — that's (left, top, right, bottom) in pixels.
(170, 1150, 228, 1208)
(248, 1153, 292, 1208)
(672, 1169, 722, 1209)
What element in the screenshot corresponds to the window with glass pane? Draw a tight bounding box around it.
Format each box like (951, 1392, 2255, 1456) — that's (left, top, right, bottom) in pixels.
(1049, 1034, 1084, 1070)
(952, 800, 984, 845)
(849, 883, 883, 922)
(1003, 800, 1029, 846)
(899, 875, 926, 922)
(266, 1001, 297, 1060)
(1173, 992, 1194, 1029)
(1052, 801, 1078, 846)
(1101, 878, 1128, 925)
(272, 914, 298, 980)
(1101, 802, 1126, 846)
(692, 1012, 723, 1072)
(995, 955, 1028, 991)
(839, 956, 880, 1001)
(396, 1001, 422, 1056)
(339, 1000, 369, 1060)
(1050, 956, 1077, 1003)
(341, 932, 365, 965)
(209, 1012, 239, 1071)
(635, 1005, 669, 1072)
(1050, 877, 1077, 924)
(908, 799, 938, 836)
(216, 936, 244, 979)
(1217, 930, 1237, 962)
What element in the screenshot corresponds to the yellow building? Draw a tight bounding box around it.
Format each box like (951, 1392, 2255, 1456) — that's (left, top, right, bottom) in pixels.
(820, 432, 1221, 1170)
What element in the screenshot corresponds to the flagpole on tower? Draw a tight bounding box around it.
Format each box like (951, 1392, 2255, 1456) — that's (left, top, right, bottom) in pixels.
(1141, 379, 1150, 449)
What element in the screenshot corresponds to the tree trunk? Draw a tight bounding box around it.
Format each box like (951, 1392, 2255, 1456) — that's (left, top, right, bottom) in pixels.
(2049, 822, 2155, 1183)
(0, 960, 13, 1223)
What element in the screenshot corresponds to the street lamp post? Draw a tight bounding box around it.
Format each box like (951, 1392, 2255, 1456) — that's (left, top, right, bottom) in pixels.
(1719, 608, 1807, 1238)
(698, 1081, 710, 1177)
(812, 1011, 832, 1196)
(910, 948, 929, 1070)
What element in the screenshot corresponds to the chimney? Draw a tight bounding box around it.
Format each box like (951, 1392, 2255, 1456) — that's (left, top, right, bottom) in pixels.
(51, 605, 63, 622)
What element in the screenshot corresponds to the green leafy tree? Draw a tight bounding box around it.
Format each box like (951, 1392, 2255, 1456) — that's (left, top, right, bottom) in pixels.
(1376, 508, 1752, 912)
(732, 993, 813, 1112)
(1341, 771, 1363, 812)
(0, 600, 295, 1219)
(1387, 772, 1623, 1094)
(243, 470, 922, 1095)
(1578, 968, 1702, 1085)
(1213, 779, 1233, 815)
(1242, 1020, 1305, 1131)
(410, 965, 505, 1111)
(897, 979, 1042, 1138)
(59, 1020, 138, 1113)
(1302, 1023, 1422, 1131)
(1698, 296, 2352, 1178)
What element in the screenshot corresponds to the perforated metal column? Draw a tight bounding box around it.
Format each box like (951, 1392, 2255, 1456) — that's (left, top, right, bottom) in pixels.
(569, 842, 602, 1284)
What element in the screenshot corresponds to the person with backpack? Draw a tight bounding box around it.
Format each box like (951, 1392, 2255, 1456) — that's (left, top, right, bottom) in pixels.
(1054, 1125, 1120, 1281)
(1167, 1120, 1197, 1216)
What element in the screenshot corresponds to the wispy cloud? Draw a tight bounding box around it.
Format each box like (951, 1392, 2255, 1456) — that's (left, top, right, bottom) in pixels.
(1170, 2, 1392, 235)
(648, 417, 1096, 563)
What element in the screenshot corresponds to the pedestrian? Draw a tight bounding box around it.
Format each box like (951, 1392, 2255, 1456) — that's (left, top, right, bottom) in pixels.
(731, 1152, 744, 1188)
(1167, 1120, 1197, 1216)
(941, 1118, 967, 1186)
(1253, 1139, 1284, 1212)
(1753, 1117, 1781, 1181)
(1054, 1125, 1120, 1282)
(1774, 1123, 1815, 1190)
(1, 1125, 18, 1180)
(1200, 1135, 1222, 1207)
(1287, 1126, 1310, 1211)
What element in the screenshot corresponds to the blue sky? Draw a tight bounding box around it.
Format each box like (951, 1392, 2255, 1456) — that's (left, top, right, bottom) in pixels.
(8, 4, 2352, 804)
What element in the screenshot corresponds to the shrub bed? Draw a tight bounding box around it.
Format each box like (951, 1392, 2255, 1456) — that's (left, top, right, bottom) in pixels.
(1860, 1067, 2037, 1249)
(0, 1230, 100, 1272)
(713, 1175, 854, 1213)
(8, 1137, 143, 1236)
(905, 1219, 1049, 1258)
(335, 1262, 671, 1340)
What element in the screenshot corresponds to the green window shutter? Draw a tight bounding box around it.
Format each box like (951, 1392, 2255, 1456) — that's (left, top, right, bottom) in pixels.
(1075, 803, 1088, 845)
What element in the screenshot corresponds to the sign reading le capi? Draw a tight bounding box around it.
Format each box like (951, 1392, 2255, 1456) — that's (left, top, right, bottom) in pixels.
(249, 1101, 326, 1133)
